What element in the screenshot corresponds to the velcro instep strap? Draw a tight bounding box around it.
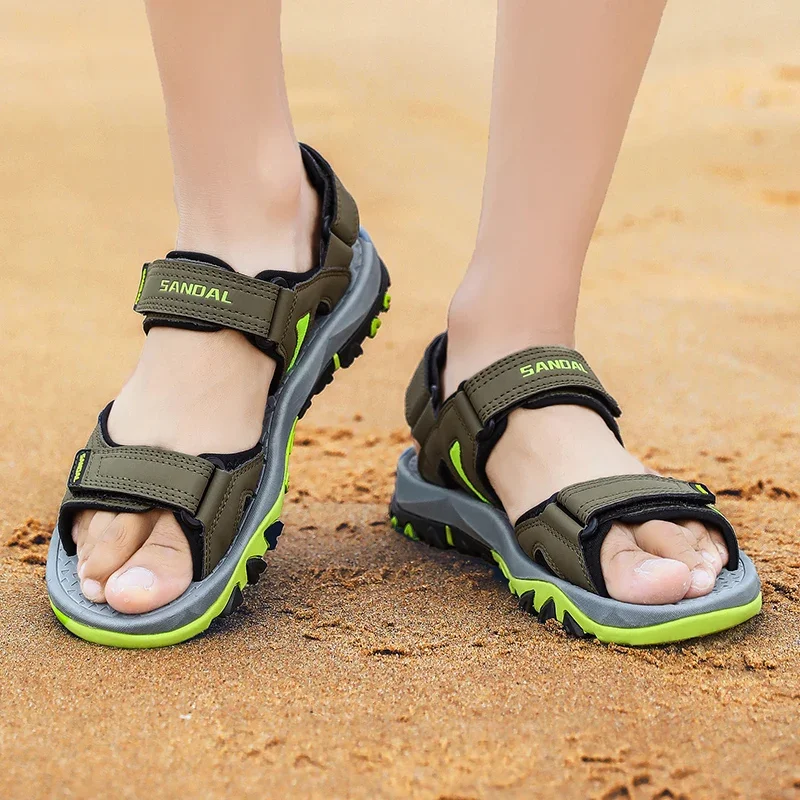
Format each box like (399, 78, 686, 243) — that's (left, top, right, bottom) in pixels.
(515, 474, 739, 596)
(134, 259, 282, 339)
(66, 445, 215, 515)
(558, 474, 716, 524)
(463, 346, 620, 426)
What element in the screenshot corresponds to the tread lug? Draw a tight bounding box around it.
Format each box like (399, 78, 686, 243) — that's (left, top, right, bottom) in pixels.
(562, 610, 589, 639)
(246, 556, 267, 585)
(537, 597, 557, 624)
(519, 591, 536, 614)
(220, 585, 244, 618)
(263, 521, 284, 550)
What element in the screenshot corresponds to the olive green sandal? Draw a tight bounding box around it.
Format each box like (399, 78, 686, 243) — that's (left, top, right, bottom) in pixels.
(47, 144, 391, 648)
(390, 334, 762, 646)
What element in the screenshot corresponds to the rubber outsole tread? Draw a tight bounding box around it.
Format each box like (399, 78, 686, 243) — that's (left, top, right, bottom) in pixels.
(388, 499, 590, 640)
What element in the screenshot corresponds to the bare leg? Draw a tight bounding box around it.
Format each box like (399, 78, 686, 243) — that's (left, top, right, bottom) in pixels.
(444, 0, 727, 604)
(72, 0, 318, 612)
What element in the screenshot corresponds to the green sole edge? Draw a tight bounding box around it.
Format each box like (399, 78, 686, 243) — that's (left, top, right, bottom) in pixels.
(390, 518, 761, 646)
(492, 552, 762, 647)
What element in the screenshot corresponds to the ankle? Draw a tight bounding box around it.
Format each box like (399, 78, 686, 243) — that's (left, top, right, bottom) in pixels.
(443, 272, 576, 397)
(173, 146, 320, 277)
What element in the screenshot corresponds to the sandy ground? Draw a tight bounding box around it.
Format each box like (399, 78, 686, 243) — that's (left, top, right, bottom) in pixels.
(2, 1, 800, 797)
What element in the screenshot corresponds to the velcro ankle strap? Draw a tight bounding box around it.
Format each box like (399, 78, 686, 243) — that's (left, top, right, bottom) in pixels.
(463, 346, 620, 425)
(133, 258, 351, 386)
(134, 260, 282, 340)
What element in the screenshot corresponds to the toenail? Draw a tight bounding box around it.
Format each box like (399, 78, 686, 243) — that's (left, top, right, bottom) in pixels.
(691, 568, 714, 591)
(77, 562, 86, 580)
(108, 567, 155, 594)
(82, 579, 104, 602)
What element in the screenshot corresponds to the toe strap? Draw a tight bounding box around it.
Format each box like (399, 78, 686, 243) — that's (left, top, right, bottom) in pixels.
(57, 415, 264, 580)
(514, 474, 739, 596)
(64, 445, 215, 514)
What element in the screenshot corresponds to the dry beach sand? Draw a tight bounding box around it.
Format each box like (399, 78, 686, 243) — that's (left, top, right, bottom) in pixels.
(1, 1, 800, 797)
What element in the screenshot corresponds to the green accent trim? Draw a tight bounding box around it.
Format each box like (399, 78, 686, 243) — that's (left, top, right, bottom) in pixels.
(492, 552, 762, 646)
(50, 418, 300, 649)
(288, 313, 311, 372)
(368, 317, 381, 338)
(135, 266, 148, 304)
(382, 293, 392, 311)
(403, 523, 420, 541)
(390, 515, 399, 528)
(332, 352, 341, 371)
(448, 441, 490, 504)
(445, 525, 454, 547)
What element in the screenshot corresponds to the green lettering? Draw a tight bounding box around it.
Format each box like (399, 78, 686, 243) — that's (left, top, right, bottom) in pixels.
(156, 279, 231, 304)
(73, 452, 86, 481)
(535, 361, 549, 373)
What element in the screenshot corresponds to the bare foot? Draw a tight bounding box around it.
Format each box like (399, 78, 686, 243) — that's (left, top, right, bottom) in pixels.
(72, 165, 320, 614)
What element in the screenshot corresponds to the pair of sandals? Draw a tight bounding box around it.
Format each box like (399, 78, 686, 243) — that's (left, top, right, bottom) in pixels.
(47, 146, 761, 648)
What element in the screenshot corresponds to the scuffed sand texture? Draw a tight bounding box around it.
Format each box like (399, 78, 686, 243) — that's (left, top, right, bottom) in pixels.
(1, 1, 799, 797)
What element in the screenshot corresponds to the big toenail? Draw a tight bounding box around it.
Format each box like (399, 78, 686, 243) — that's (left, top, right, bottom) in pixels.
(109, 567, 155, 594)
(691, 568, 714, 591)
(82, 579, 104, 602)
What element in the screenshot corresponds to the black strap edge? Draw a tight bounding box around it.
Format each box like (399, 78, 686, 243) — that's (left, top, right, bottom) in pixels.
(581, 504, 739, 598)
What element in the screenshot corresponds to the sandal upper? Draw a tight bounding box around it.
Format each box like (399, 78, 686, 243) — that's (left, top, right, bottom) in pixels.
(57, 408, 264, 580)
(134, 144, 359, 389)
(405, 334, 740, 597)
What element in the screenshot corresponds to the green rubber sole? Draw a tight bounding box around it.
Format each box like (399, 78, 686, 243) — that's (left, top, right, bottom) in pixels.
(390, 514, 762, 646)
(51, 289, 392, 649)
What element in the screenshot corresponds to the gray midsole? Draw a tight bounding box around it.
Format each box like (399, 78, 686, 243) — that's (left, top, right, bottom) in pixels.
(393, 448, 761, 628)
(47, 232, 384, 635)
